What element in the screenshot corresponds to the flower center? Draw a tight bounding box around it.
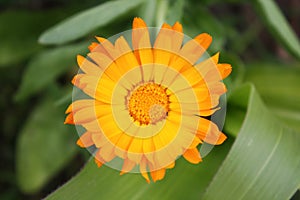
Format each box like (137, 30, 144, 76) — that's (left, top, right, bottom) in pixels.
(127, 83, 169, 125)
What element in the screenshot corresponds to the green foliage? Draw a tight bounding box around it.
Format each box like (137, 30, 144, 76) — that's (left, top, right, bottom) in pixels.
(45, 137, 233, 200)
(203, 84, 300, 200)
(45, 85, 300, 200)
(15, 42, 88, 101)
(165, 0, 185, 25)
(1, 0, 300, 199)
(244, 62, 300, 132)
(253, 0, 300, 60)
(39, 0, 147, 45)
(16, 88, 78, 193)
(182, 4, 228, 52)
(0, 10, 68, 67)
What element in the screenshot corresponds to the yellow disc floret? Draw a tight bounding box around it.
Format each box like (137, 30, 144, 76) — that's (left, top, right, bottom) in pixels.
(127, 83, 169, 125)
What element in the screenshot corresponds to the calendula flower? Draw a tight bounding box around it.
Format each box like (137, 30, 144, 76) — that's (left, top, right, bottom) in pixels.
(65, 17, 232, 183)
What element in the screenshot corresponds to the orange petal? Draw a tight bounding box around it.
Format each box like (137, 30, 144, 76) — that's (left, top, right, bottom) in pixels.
(150, 168, 166, 182)
(72, 74, 114, 103)
(196, 117, 227, 145)
(65, 105, 72, 114)
(211, 52, 219, 63)
(94, 158, 103, 168)
(73, 106, 98, 124)
(194, 54, 221, 83)
(198, 94, 220, 111)
(161, 23, 172, 29)
(199, 107, 221, 116)
(133, 17, 147, 29)
(120, 158, 136, 175)
(64, 113, 74, 124)
(95, 36, 106, 43)
(214, 132, 227, 145)
(188, 136, 202, 149)
(88, 42, 99, 52)
(177, 67, 204, 89)
(99, 143, 115, 162)
(165, 162, 175, 169)
(140, 157, 150, 183)
(183, 148, 202, 164)
(194, 33, 212, 51)
(114, 36, 140, 73)
(176, 33, 212, 67)
(94, 151, 105, 167)
(154, 22, 183, 72)
(132, 17, 152, 67)
(206, 82, 227, 96)
(94, 37, 117, 59)
(92, 133, 107, 148)
(77, 55, 102, 76)
(217, 63, 232, 79)
(127, 139, 143, 164)
(132, 22, 153, 70)
(77, 54, 85, 66)
(83, 120, 101, 134)
(169, 22, 184, 62)
(77, 131, 94, 148)
(153, 24, 173, 66)
(172, 21, 182, 32)
(65, 99, 99, 114)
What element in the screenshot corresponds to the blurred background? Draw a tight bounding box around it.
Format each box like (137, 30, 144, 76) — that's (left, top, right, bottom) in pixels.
(0, 0, 299, 199)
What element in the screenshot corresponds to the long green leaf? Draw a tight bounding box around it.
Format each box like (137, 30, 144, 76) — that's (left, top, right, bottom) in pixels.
(15, 42, 88, 101)
(244, 62, 300, 132)
(202, 84, 300, 199)
(45, 140, 233, 199)
(16, 93, 78, 194)
(253, 0, 300, 59)
(46, 84, 300, 199)
(39, 0, 146, 45)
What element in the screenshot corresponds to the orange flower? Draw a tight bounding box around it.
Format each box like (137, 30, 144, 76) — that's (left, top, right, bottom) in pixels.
(65, 17, 232, 183)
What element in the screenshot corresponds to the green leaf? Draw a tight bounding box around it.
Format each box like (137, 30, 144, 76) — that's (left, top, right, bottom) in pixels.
(182, 5, 228, 51)
(39, 0, 147, 45)
(202, 84, 300, 199)
(244, 62, 300, 132)
(138, 0, 156, 26)
(16, 93, 78, 194)
(15, 42, 88, 101)
(154, 0, 186, 27)
(0, 10, 68, 67)
(45, 139, 233, 199)
(166, 0, 185, 24)
(253, 0, 300, 59)
(45, 84, 300, 199)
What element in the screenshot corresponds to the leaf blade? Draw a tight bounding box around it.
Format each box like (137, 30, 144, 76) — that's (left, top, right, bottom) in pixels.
(45, 139, 233, 199)
(253, 0, 300, 59)
(202, 84, 300, 200)
(16, 96, 78, 194)
(14, 42, 88, 101)
(39, 0, 146, 45)
(244, 62, 300, 132)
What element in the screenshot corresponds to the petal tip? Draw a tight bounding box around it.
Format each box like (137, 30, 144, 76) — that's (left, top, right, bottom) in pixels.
(95, 36, 106, 43)
(76, 138, 85, 148)
(94, 158, 103, 168)
(133, 17, 147, 28)
(172, 21, 183, 32)
(161, 23, 172, 29)
(88, 42, 99, 52)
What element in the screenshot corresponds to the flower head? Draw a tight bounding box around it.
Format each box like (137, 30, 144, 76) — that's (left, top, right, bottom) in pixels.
(65, 17, 232, 183)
